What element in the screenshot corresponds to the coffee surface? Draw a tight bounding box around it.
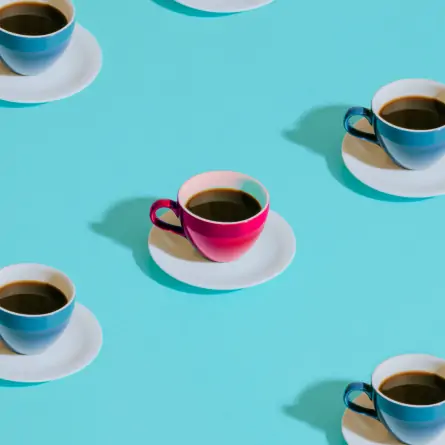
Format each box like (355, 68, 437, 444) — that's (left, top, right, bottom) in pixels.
(380, 96, 445, 130)
(0, 281, 68, 315)
(186, 188, 262, 222)
(379, 371, 445, 405)
(0, 2, 68, 36)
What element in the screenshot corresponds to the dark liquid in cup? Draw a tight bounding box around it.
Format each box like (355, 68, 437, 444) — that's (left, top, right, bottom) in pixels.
(379, 371, 445, 405)
(380, 96, 445, 130)
(0, 2, 68, 36)
(186, 188, 262, 222)
(0, 281, 68, 315)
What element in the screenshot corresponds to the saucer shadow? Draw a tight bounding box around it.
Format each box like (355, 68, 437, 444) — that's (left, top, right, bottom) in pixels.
(0, 100, 43, 108)
(283, 380, 349, 445)
(151, 0, 234, 17)
(90, 197, 230, 295)
(283, 105, 425, 202)
(0, 380, 45, 388)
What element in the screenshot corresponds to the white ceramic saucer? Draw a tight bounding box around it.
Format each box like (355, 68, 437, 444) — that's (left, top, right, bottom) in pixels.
(174, 0, 273, 13)
(148, 210, 296, 290)
(0, 24, 102, 104)
(342, 394, 445, 445)
(0, 303, 102, 383)
(342, 118, 445, 198)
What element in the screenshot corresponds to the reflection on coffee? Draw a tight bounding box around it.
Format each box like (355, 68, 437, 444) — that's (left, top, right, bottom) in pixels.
(186, 188, 262, 222)
(0, 2, 68, 36)
(0, 281, 68, 315)
(379, 371, 445, 405)
(380, 96, 445, 130)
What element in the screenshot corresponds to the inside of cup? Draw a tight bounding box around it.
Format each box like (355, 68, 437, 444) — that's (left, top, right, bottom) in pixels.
(372, 79, 445, 116)
(372, 354, 445, 394)
(48, 0, 74, 22)
(0, 264, 74, 305)
(178, 171, 269, 210)
(0, 0, 74, 26)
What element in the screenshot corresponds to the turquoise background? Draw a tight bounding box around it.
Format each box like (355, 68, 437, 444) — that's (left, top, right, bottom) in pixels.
(1, 0, 445, 444)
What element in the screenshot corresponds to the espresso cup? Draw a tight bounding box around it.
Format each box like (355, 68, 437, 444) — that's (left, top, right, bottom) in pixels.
(344, 79, 445, 170)
(0, 0, 75, 76)
(344, 354, 445, 445)
(150, 171, 270, 263)
(0, 263, 75, 355)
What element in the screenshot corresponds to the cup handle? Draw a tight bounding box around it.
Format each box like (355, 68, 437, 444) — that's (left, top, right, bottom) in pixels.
(343, 382, 379, 420)
(150, 199, 186, 238)
(344, 107, 379, 146)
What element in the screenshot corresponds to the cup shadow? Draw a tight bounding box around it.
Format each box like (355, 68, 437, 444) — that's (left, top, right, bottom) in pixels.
(90, 197, 230, 295)
(0, 341, 45, 388)
(0, 60, 44, 108)
(283, 105, 425, 203)
(150, 0, 234, 17)
(283, 379, 349, 445)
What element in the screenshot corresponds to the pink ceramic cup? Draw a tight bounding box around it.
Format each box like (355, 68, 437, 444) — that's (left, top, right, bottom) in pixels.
(150, 171, 270, 263)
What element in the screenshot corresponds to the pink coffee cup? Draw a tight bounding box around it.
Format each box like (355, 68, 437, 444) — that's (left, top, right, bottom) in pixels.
(150, 171, 270, 262)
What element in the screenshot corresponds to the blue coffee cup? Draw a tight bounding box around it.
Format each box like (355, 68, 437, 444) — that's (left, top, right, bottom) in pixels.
(344, 79, 445, 170)
(344, 354, 445, 445)
(0, 0, 75, 76)
(0, 263, 76, 355)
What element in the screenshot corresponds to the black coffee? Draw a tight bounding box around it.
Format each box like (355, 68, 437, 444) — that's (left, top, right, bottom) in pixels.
(380, 96, 445, 130)
(186, 188, 262, 222)
(379, 371, 445, 405)
(0, 2, 68, 36)
(0, 281, 68, 315)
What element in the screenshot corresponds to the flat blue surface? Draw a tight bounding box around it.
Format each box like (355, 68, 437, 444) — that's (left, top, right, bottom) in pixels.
(1, 0, 445, 444)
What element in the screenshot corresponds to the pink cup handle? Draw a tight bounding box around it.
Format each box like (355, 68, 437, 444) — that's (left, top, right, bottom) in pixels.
(150, 199, 185, 237)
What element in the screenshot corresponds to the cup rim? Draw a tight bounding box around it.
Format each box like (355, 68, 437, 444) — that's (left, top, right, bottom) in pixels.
(371, 353, 445, 408)
(0, 0, 75, 39)
(177, 170, 270, 226)
(0, 263, 75, 318)
(372, 78, 445, 134)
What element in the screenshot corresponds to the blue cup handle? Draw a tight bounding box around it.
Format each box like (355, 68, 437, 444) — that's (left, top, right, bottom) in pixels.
(344, 382, 379, 420)
(344, 107, 379, 146)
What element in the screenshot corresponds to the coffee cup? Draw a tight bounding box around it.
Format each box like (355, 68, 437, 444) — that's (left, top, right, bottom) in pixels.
(344, 354, 445, 445)
(0, 263, 75, 355)
(344, 79, 445, 170)
(0, 0, 75, 76)
(150, 171, 270, 263)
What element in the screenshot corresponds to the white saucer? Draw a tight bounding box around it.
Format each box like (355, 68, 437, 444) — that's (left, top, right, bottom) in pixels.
(0, 303, 102, 383)
(148, 210, 296, 290)
(0, 24, 102, 104)
(342, 118, 445, 198)
(174, 0, 273, 13)
(342, 394, 445, 445)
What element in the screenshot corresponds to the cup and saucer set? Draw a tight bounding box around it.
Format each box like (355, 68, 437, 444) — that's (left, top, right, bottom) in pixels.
(342, 78, 445, 198)
(0, 0, 102, 103)
(149, 170, 296, 290)
(0, 263, 102, 383)
(342, 354, 445, 445)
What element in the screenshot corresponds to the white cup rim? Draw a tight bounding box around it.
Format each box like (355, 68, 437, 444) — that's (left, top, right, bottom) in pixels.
(371, 353, 445, 408)
(177, 170, 270, 226)
(0, 263, 75, 318)
(0, 0, 75, 39)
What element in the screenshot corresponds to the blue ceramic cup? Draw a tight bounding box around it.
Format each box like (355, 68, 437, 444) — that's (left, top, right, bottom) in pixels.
(344, 354, 445, 445)
(0, 263, 75, 355)
(0, 0, 75, 76)
(344, 79, 445, 170)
